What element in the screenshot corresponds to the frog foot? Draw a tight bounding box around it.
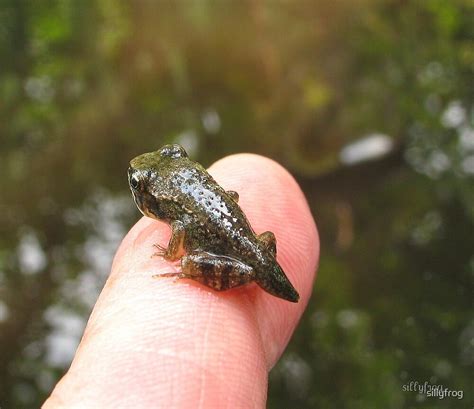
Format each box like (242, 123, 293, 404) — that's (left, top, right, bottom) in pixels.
(152, 243, 168, 258)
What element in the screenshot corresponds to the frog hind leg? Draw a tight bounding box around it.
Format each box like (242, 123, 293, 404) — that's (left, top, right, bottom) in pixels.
(153, 220, 185, 261)
(226, 190, 239, 202)
(159, 251, 255, 291)
(257, 231, 277, 257)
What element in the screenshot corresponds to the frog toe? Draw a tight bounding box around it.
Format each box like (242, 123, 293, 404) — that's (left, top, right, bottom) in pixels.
(152, 243, 167, 258)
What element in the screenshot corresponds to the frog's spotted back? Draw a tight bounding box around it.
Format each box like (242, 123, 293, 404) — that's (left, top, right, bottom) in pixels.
(128, 144, 299, 302)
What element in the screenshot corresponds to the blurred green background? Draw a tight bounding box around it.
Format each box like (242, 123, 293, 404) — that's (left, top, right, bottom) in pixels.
(0, 1, 473, 408)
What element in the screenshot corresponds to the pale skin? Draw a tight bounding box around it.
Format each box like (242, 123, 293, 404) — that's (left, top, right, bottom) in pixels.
(44, 154, 319, 408)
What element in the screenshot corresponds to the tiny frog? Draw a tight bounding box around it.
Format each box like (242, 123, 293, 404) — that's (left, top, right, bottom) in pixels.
(128, 144, 299, 302)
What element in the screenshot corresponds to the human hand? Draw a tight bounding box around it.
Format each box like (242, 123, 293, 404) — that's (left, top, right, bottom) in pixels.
(44, 153, 319, 408)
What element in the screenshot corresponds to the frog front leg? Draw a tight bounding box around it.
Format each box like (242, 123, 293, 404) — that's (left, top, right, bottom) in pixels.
(153, 220, 185, 261)
(159, 251, 256, 291)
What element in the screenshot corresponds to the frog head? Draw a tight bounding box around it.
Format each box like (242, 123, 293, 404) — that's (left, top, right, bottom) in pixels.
(128, 144, 189, 220)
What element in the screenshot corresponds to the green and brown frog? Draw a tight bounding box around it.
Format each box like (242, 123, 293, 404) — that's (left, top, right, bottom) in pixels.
(128, 144, 299, 302)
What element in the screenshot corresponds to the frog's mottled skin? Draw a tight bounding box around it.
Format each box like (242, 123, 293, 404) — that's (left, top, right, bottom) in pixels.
(128, 144, 299, 302)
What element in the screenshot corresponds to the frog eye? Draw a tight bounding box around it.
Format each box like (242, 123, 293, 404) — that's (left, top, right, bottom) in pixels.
(159, 144, 188, 159)
(130, 174, 140, 190)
